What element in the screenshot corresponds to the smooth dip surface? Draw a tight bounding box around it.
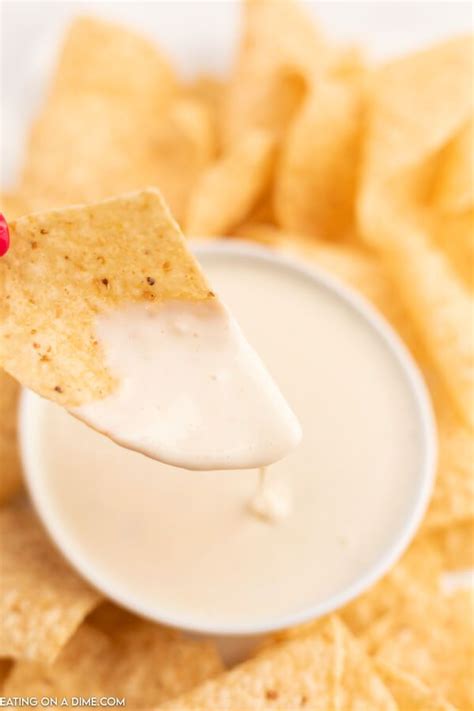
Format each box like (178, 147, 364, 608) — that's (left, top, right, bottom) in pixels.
(74, 298, 301, 470)
(30, 248, 427, 630)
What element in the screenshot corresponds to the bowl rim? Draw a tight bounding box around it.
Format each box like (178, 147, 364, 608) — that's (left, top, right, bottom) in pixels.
(19, 238, 437, 637)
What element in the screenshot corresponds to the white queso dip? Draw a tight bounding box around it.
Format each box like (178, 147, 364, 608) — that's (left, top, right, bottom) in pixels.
(24, 245, 432, 632)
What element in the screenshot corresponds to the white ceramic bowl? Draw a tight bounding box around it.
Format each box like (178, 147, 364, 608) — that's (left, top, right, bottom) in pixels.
(20, 241, 437, 638)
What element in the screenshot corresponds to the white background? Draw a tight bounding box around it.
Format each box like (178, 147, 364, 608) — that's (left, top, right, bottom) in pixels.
(0, 1, 472, 186)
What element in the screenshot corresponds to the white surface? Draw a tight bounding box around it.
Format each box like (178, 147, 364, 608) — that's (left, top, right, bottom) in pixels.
(20, 241, 437, 636)
(0, 0, 472, 185)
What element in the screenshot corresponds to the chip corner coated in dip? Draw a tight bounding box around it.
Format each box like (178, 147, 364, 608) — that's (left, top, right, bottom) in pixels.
(73, 295, 302, 470)
(25, 245, 431, 632)
(0, 188, 301, 471)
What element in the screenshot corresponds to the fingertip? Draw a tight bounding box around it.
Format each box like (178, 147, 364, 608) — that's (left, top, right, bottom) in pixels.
(0, 214, 10, 256)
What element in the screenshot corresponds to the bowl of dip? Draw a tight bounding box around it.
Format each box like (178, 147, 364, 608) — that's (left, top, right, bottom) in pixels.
(20, 240, 436, 636)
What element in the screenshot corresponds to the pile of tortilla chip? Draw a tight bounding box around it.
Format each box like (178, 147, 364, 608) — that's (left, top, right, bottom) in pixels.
(1, 1, 473, 708)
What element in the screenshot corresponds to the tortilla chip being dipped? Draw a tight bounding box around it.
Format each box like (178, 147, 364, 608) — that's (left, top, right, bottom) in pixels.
(0, 189, 211, 408)
(0, 188, 300, 469)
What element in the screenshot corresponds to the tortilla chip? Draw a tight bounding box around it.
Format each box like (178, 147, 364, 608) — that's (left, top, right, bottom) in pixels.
(0, 369, 23, 504)
(364, 218, 474, 430)
(330, 618, 397, 711)
(20, 93, 165, 211)
(19, 18, 176, 211)
(262, 616, 401, 709)
(361, 159, 473, 422)
(185, 130, 276, 237)
(20, 93, 150, 210)
(429, 521, 474, 571)
(357, 37, 474, 427)
(275, 76, 365, 241)
(0, 189, 212, 408)
(185, 75, 224, 115)
(149, 98, 216, 222)
(244, 191, 277, 227)
(377, 301, 473, 532)
(360, 36, 473, 195)
(431, 209, 474, 290)
(4, 624, 111, 697)
(5, 604, 223, 706)
(432, 118, 474, 213)
(20, 95, 214, 221)
(376, 660, 457, 711)
(424, 398, 474, 529)
(164, 616, 396, 710)
(365, 588, 474, 710)
(50, 16, 175, 105)
(0, 500, 100, 663)
(185, 75, 225, 153)
(329, 44, 368, 81)
(222, 0, 328, 146)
